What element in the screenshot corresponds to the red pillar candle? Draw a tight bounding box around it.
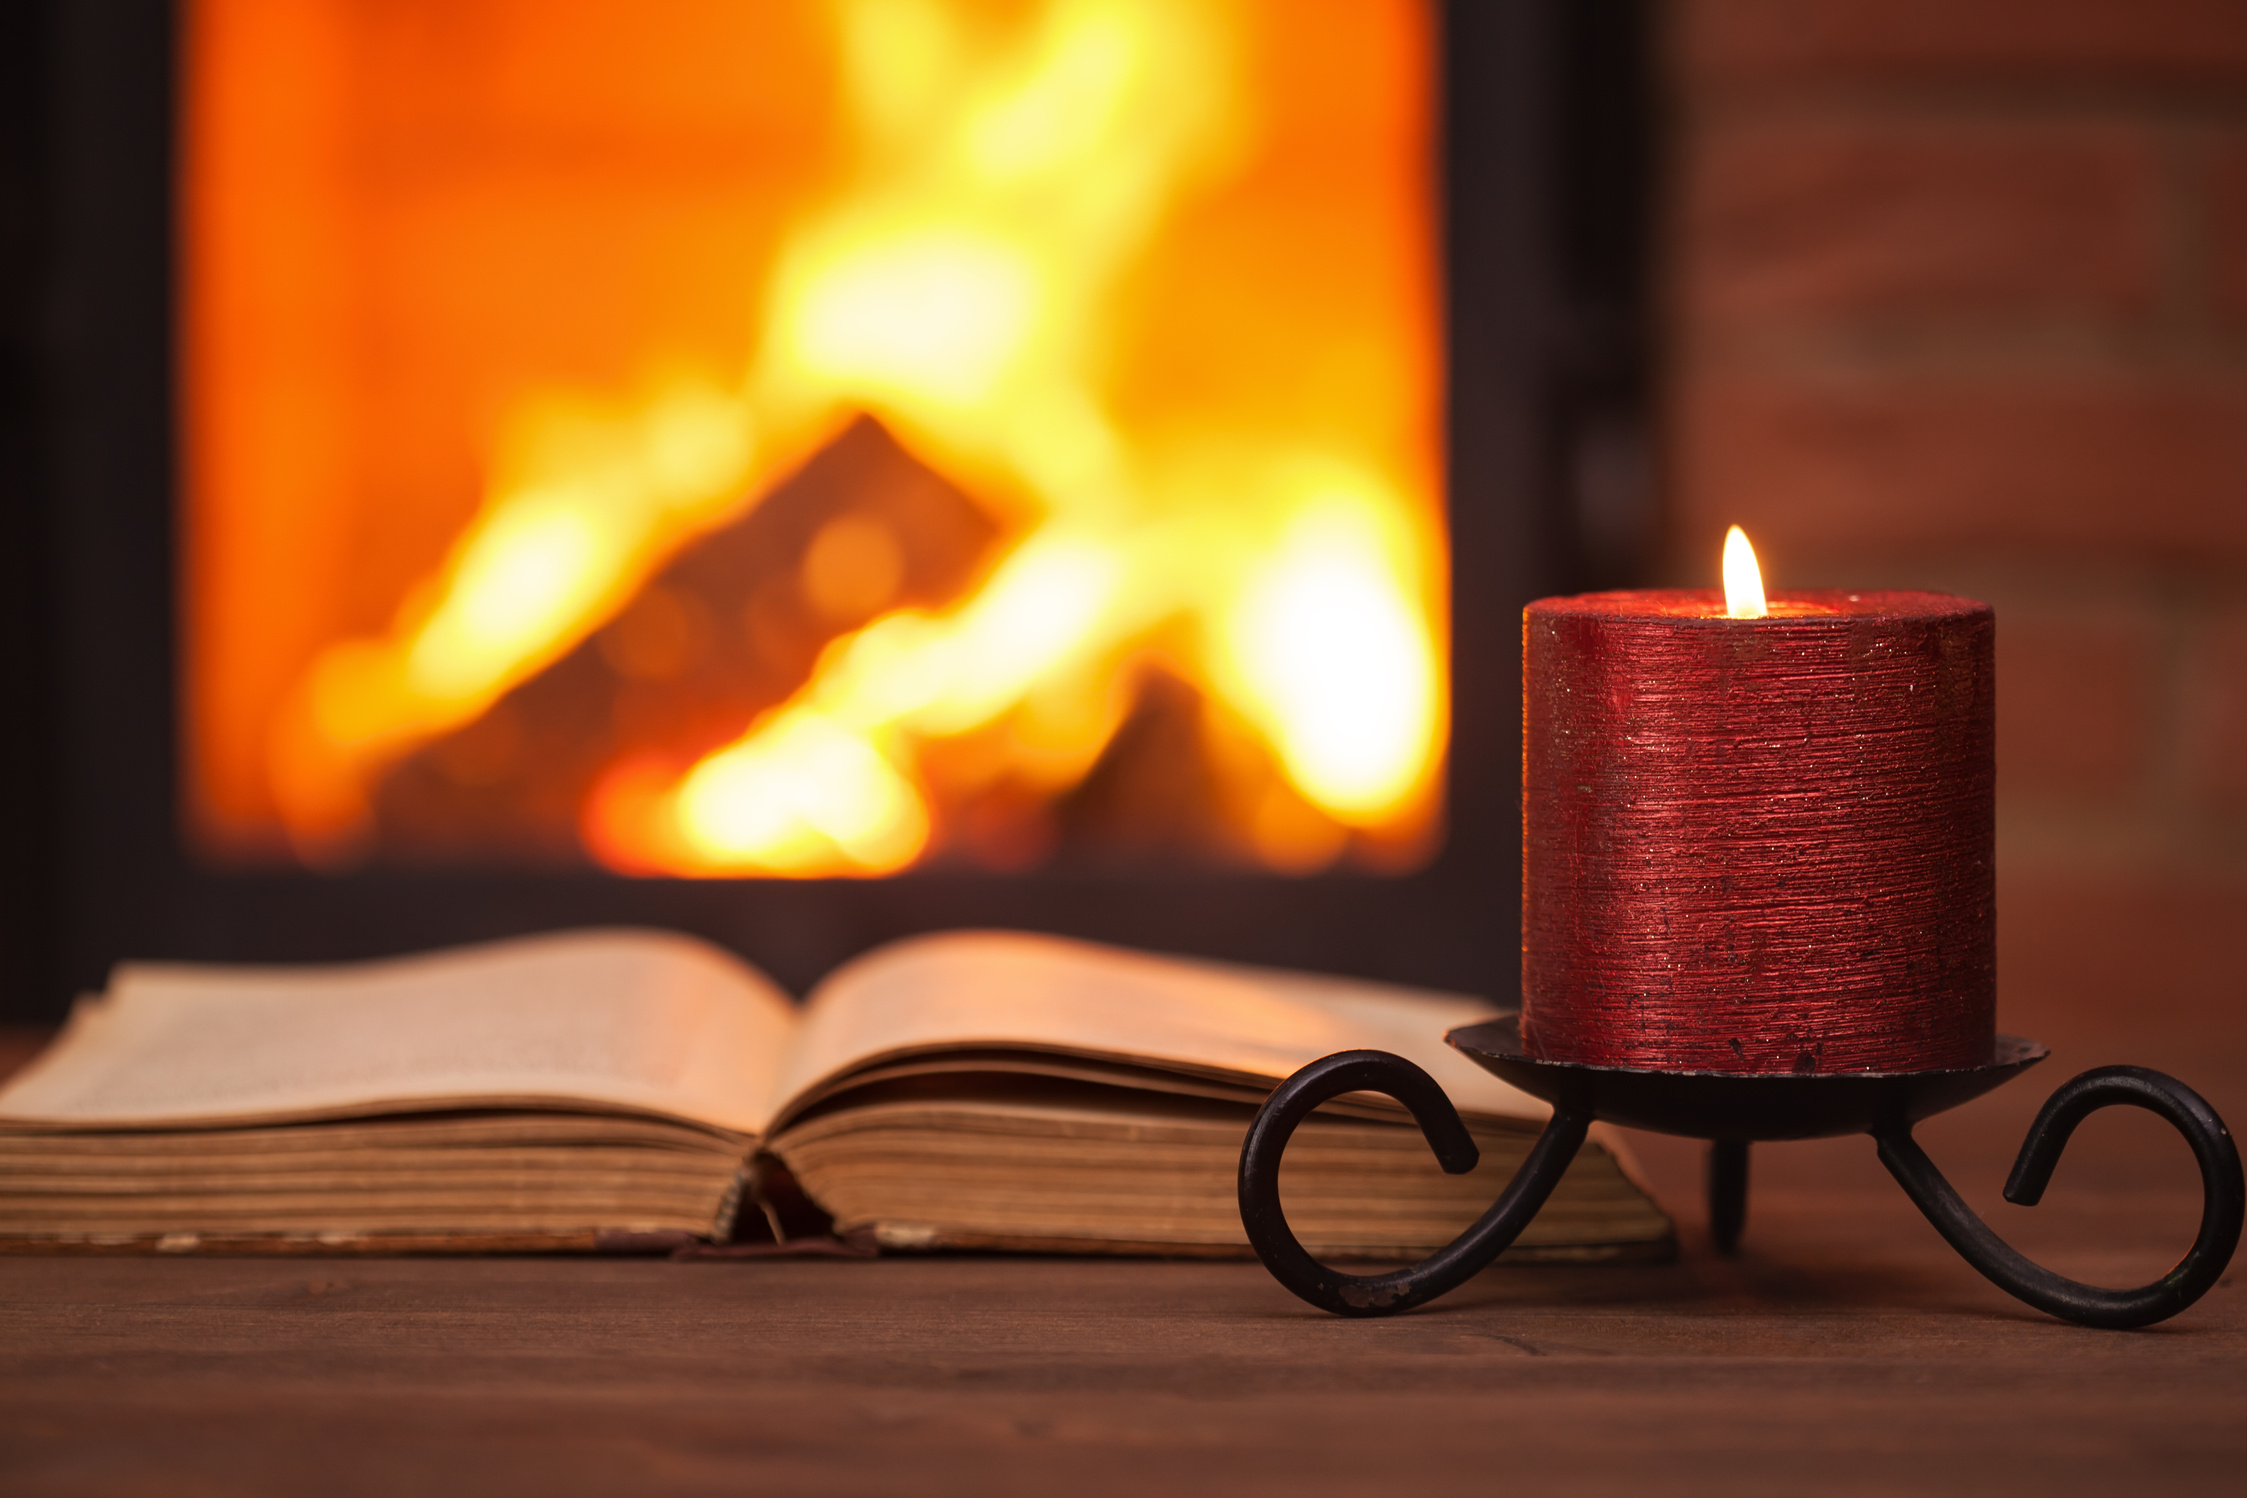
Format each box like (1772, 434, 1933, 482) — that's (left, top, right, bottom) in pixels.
(1521, 587, 1995, 1074)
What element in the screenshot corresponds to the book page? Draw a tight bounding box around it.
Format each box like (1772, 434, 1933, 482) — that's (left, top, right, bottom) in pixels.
(773, 931, 1541, 1129)
(0, 930, 797, 1134)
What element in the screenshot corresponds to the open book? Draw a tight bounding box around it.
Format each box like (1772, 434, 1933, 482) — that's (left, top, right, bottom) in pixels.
(0, 929, 1671, 1260)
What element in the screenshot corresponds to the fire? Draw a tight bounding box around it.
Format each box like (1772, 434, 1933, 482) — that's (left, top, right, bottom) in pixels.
(1216, 493, 1438, 822)
(269, 376, 759, 838)
(194, 0, 1443, 874)
(1723, 526, 1768, 620)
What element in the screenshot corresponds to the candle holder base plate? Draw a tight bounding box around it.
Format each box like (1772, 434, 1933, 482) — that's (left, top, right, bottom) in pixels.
(1447, 1014, 2047, 1142)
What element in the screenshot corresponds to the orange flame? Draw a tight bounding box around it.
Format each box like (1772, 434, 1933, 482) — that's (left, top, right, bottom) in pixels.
(192, 0, 1442, 874)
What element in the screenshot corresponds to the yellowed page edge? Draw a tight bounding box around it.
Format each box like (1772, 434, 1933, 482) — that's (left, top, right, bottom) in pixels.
(0, 929, 798, 1134)
(776, 930, 1540, 1131)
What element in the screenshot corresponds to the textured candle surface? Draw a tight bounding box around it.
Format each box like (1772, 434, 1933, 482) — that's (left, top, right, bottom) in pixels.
(1522, 589, 1994, 1074)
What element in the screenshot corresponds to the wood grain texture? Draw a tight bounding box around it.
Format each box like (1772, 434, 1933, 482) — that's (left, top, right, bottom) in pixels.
(1, 1006, 2241, 1497)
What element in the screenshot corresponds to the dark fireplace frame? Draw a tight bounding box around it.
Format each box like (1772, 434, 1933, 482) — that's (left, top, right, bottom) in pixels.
(0, 0, 1653, 1017)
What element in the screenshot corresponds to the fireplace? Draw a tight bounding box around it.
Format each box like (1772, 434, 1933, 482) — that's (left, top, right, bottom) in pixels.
(0, 0, 1651, 1015)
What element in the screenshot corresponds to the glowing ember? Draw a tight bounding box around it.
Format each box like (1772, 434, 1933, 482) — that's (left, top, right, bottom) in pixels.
(188, 0, 1444, 874)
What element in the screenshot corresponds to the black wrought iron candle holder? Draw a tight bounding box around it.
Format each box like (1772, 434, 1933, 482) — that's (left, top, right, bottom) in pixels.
(1237, 1013, 2243, 1328)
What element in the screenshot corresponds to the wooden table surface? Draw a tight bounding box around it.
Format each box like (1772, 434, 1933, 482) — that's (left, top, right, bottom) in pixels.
(2, 994, 2241, 1497)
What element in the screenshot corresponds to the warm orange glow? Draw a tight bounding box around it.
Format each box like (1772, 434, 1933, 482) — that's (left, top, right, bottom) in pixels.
(186, 0, 1444, 874)
(1723, 526, 1768, 620)
(1215, 488, 1438, 821)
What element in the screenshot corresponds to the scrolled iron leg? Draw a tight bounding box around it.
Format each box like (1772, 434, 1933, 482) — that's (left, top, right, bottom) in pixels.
(1876, 1066, 2244, 1329)
(1237, 1049, 1592, 1317)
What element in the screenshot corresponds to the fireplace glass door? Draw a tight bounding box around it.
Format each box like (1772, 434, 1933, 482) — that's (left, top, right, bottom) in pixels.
(183, 0, 1447, 880)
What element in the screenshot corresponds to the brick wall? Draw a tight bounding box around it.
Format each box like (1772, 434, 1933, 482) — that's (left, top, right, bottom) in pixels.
(1667, 0, 2247, 1046)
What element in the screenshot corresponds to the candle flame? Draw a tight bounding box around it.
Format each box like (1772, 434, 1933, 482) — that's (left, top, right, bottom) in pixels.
(1722, 526, 1767, 619)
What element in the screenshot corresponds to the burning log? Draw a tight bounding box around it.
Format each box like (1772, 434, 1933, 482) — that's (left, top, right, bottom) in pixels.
(369, 417, 1002, 862)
